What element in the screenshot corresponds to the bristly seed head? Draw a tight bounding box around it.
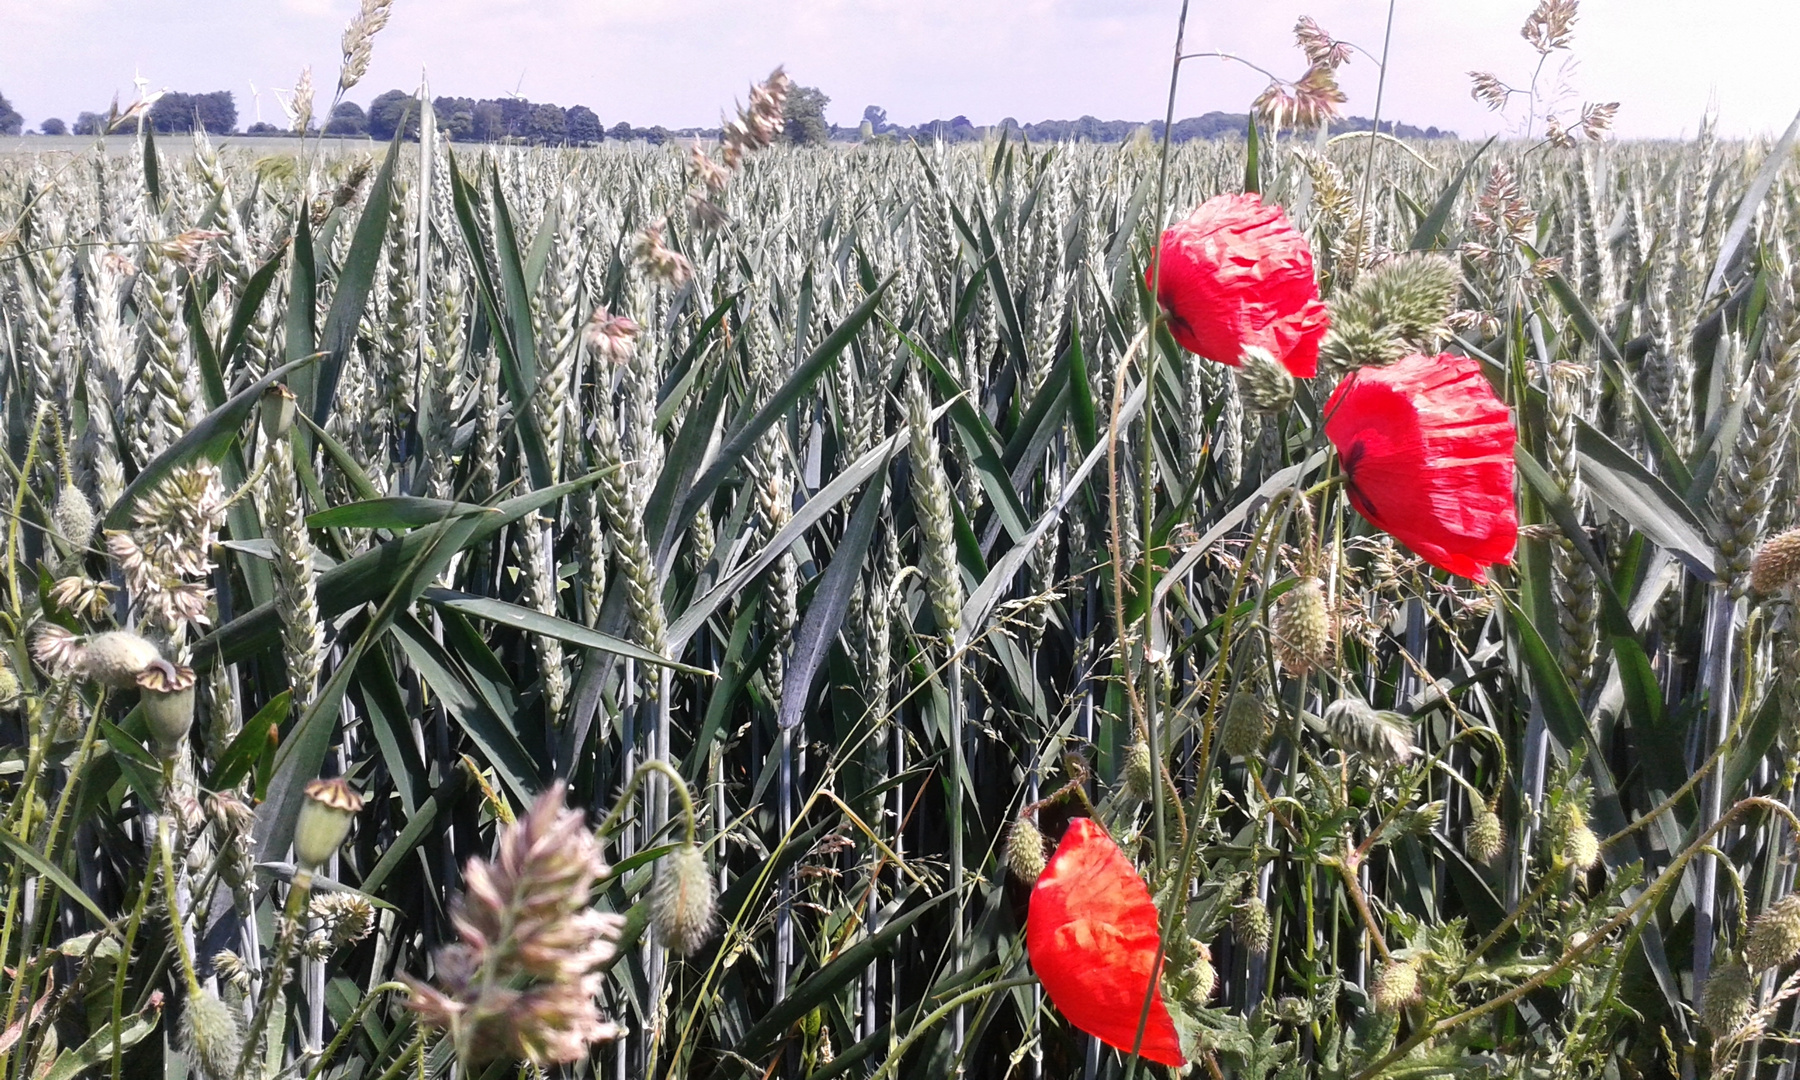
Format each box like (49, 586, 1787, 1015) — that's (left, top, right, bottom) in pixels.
(1219, 691, 1270, 758)
(1700, 959, 1755, 1036)
(1747, 894, 1800, 971)
(1751, 528, 1800, 594)
(1467, 803, 1506, 866)
(1121, 739, 1155, 803)
(1274, 578, 1333, 675)
(1372, 956, 1422, 1013)
(180, 988, 244, 1080)
(650, 843, 718, 956)
(1232, 893, 1272, 955)
(1005, 814, 1048, 882)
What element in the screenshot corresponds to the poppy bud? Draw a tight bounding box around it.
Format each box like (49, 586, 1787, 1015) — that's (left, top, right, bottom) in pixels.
(1005, 814, 1048, 883)
(295, 778, 362, 871)
(1273, 578, 1332, 676)
(1121, 740, 1154, 803)
(1322, 697, 1417, 765)
(1751, 528, 1800, 594)
(1219, 691, 1269, 758)
(1747, 895, 1800, 971)
(1232, 893, 1271, 955)
(261, 384, 298, 441)
(1149, 193, 1328, 378)
(1236, 346, 1296, 414)
(1467, 803, 1505, 866)
(181, 988, 244, 1080)
(81, 630, 164, 689)
(54, 484, 96, 551)
(1551, 800, 1600, 871)
(651, 842, 718, 956)
(1179, 938, 1216, 1011)
(137, 660, 197, 759)
(0, 660, 19, 712)
(1371, 955, 1421, 1013)
(1701, 959, 1754, 1036)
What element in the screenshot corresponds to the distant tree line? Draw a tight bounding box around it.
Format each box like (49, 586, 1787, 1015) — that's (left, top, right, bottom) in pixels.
(853, 106, 1454, 143)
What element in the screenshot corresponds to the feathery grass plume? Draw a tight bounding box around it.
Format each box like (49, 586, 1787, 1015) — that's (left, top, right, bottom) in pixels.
(650, 843, 717, 956)
(1701, 959, 1755, 1036)
(303, 892, 377, 957)
(337, 0, 395, 95)
(1467, 803, 1505, 865)
(905, 369, 961, 636)
(405, 783, 625, 1066)
(1521, 0, 1579, 53)
(1219, 690, 1269, 758)
(49, 575, 115, 619)
(1232, 893, 1272, 955)
(180, 988, 243, 1080)
(1321, 697, 1416, 765)
(1746, 894, 1800, 971)
(108, 462, 226, 638)
(1005, 814, 1048, 882)
(1273, 577, 1332, 675)
(261, 430, 322, 714)
(1236, 345, 1297, 414)
(719, 67, 791, 169)
(634, 221, 693, 287)
(1371, 955, 1422, 1013)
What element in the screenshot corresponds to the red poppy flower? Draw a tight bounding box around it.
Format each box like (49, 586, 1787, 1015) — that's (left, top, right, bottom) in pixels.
(1027, 818, 1185, 1067)
(1149, 193, 1329, 378)
(1324, 353, 1519, 581)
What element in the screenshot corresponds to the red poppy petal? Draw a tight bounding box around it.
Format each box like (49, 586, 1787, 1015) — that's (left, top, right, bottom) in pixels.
(1325, 353, 1519, 580)
(1027, 819, 1186, 1067)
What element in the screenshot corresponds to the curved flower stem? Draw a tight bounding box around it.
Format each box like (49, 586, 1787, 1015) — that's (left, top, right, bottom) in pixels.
(236, 868, 316, 1080)
(595, 758, 698, 848)
(301, 982, 410, 1080)
(158, 820, 201, 996)
(869, 977, 1037, 1080)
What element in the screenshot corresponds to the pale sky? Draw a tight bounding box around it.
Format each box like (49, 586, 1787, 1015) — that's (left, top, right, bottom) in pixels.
(0, 0, 1793, 140)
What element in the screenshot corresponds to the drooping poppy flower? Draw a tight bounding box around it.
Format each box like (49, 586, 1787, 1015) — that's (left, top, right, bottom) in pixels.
(1027, 818, 1186, 1067)
(1148, 193, 1330, 378)
(1324, 352, 1519, 581)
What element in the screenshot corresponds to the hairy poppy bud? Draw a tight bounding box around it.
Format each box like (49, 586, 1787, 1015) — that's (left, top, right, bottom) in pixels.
(1322, 697, 1417, 765)
(54, 484, 96, 551)
(137, 660, 198, 759)
(1005, 814, 1048, 883)
(1372, 955, 1421, 1013)
(1236, 346, 1297, 414)
(1747, 894, 1800, 971)
(1324, 353, 1518, 582)
(1467, 803, 1505, 866)
(1149, 193, 1328, 378)
(82, 630, 164, 689)
(1701, 960, 1754, 1036)
(1179, 938, 1216, 1011)
(181, 988, 244, 1080)
(651, 843, 718, 956)
(295, 778, 362, 871)
(1232, 893, 1271, 955)
(1219, 691, 1269, 758)
(0, 660, 19, 712)
(1121, 740, 1154, 803)
(1274, 578, 1332, 675)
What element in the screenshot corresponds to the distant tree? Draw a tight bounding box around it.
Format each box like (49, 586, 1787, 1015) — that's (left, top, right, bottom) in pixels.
(325, 101, 367, 136)
(39, 118, 66, 136)
(498, 98, 532, 139)
(608, 121, 634, 142)
(245, 121, 284, 135)
(783, 85, 830, 146)
(73, 112, 106, 135)
(150, 92, 196, 133)
(640, 125, 672, 145)
(471, 101, 505, 142)
(195, 90, 236, 133)
(524, 102, 566, 145)
(565, 105, 602, 145)
(433, 96, 477, 141)
(0, 91, 20, 136)
(368, 90, 420, 141)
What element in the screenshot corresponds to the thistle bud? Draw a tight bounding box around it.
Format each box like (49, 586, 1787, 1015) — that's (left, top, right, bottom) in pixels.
(651, 842, 718, 956)
(53, 484, 96, 550)
(1236, 345, 1296, 414)
(180, 988, 244, 1080)
(1219, 691, 1269, 758)
(1005, 814, 1048, 882)
(1179, 938, 1216, 1010)
(260, 384, 298, 441)
(1232, 893, 1272, 955)
(1746, 894, 1800, 971)
(1467, 803, 1505, 866)
(1751, 527, 1800, 594)
(1122, 739, 1155, 803)
(1371, 955, 1421, 1013)
(137, 660, 198, 759)
(294, 778, 362, 871)
(1700, 959, 1755, 1036)
(1273, 578, 1332, 676)
(81, 630, 163, 689)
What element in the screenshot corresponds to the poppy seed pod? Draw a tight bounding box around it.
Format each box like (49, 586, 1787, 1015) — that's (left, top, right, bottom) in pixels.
(295, 778, 363, 870)
(1026, 818, 1186, 1067)
(1149, 193, 1329, 378)
(137, 660, 198, 759)
(650, 842, 718, 956)
(261, 383, 298, 441)
(1324, 353, 1519, 582)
